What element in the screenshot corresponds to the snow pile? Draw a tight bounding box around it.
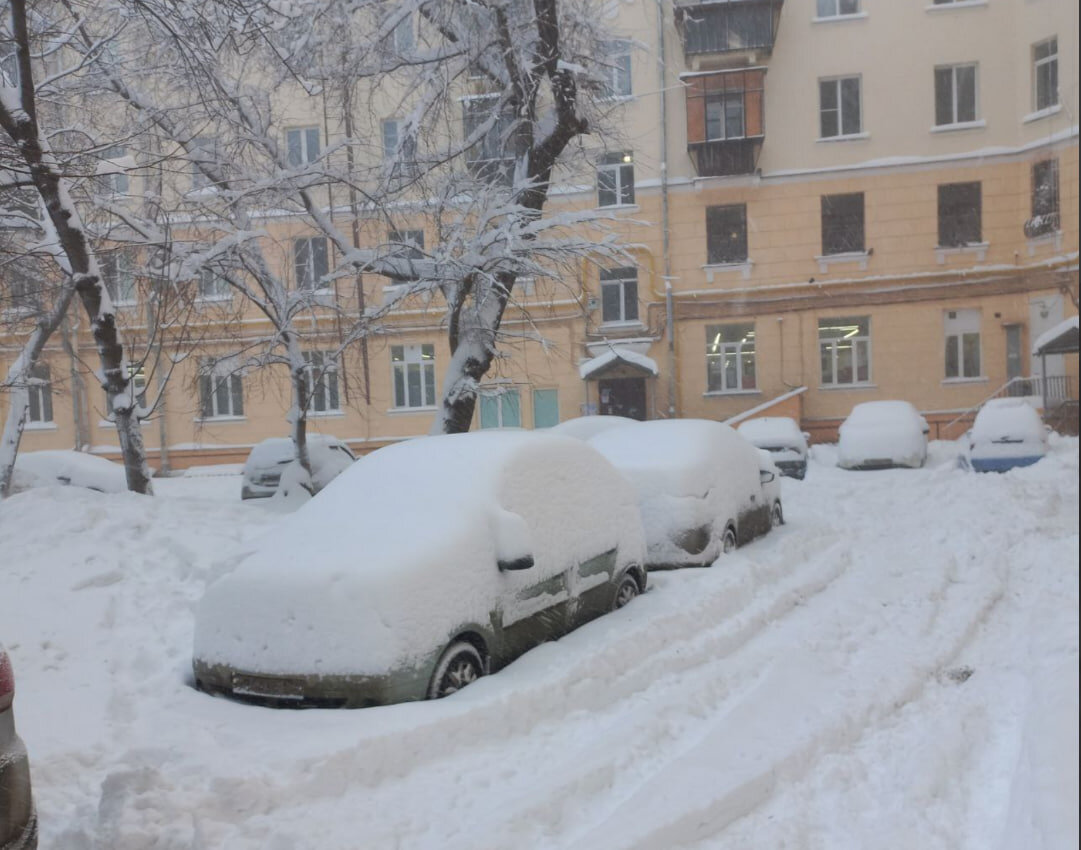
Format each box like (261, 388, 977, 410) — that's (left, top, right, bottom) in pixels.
(838, 400, 928, 469)
(195, 431, 644, 676)
(549, 414, 639, 441)
(590, 419, 762, 565)
(10, 450, 128, 494)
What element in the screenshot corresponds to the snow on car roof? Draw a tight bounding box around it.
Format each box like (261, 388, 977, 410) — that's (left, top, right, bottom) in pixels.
(11, 450, 128, 494)
(844, 400, 921, 426)
(737, 417, 804, 445)
(972, 399, 1045, 441)
(550, 415, 639, 441)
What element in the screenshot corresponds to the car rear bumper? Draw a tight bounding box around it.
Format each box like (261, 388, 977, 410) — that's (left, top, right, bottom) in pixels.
(774, 460, 807, 479)
(971, 455, 1042, 473)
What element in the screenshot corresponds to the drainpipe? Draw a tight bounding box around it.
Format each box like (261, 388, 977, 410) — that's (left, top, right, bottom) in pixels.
(657, 0, 676, 418)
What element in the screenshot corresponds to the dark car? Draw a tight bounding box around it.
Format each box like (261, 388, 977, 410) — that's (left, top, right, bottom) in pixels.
(737, 416, 810, 480)
(1, 645, 36, 850)
(240, 435, 356, 499)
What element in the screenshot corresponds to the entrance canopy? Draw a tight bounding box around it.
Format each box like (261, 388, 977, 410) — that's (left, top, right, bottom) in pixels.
(1032, 315, 1079, 356)
(579, 347, 659, 380)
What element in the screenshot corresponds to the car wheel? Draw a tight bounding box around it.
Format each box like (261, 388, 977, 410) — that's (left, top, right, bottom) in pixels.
(427, 641, 484, 700)
(771, 501, 784, 528)
(722, 525, 738, 554)
(612, 573, 639, 610)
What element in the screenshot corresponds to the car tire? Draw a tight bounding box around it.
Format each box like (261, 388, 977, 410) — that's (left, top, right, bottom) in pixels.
(722, 525, 738, 554)
(771, 501, 784, 528)
(612, 573, 640, 610)
(427, 641, 484, 700)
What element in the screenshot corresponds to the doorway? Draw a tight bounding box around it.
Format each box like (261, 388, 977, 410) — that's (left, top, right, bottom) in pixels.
(598, 378, 647, 420)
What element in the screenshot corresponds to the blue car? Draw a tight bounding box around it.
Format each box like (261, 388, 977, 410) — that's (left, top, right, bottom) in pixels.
(968, 399, 1049, 473)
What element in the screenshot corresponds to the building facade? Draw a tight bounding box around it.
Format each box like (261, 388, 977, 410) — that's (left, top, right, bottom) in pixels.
(3, 0, 1078, 467)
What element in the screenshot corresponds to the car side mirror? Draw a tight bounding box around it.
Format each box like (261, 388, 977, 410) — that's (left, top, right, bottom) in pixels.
(760, 470, 776, 484)
(498, 555, 535, 571)
(801, 432, 812, 443)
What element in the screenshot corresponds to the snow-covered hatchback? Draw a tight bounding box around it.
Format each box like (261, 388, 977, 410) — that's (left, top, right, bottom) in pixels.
(0, 645, 36, 850)
(194, 431, 647, 708)
(968, 398, 1049, 473)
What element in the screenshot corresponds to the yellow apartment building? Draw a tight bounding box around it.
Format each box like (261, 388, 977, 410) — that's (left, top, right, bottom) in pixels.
(2, 0, 1078, 468)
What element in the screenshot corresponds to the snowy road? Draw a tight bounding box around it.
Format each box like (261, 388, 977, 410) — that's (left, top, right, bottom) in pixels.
(1, 440, 1077, 849)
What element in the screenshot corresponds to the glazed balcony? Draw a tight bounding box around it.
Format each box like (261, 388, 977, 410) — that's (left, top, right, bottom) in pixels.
(677, 0, 784, 64)
(684, 67, 765, 177)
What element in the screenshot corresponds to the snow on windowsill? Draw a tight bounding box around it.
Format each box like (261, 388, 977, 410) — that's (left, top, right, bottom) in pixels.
(703, 389, 761, 398)
(595, 203, 640, 214)
(22, 421, 58, 431)
(1027, 230, 1063, 255)
(942, 376, 989, 385)
(387, 405, 438, 415)
(820, 383, 877, 391)
(935, 242, 989, 264)
(816, 251, 870, 274)
(307, 410, 345, 418)
(196, 294, 232, 304)
(598, 320, 647, 332)
(930, 120, 987, 134)
(193, 416, 248, 424)
(1023, 104, 1062, 124)
(704, 260, 753, 282)
(925, 0, 987, 10)
(817, 132, 870, 143)
(812, 11, 869, 23)
(597, 94, 636, 105)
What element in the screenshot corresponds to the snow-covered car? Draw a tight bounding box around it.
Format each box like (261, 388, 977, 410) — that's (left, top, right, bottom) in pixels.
(240, 435, 356, 500)
(968, 399, 1049, 473)
(194, 431, 647, 708)
(737, 417, 810, 480)
(549, 415, 639, 441)
(10, 450, 127, 494)
(0, 645, 36, 850)
(837, 401, 929, 470)
(588, 419, 782, 568)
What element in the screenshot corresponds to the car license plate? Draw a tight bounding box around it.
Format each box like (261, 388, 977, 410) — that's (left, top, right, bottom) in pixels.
(231, 673, 304, 700)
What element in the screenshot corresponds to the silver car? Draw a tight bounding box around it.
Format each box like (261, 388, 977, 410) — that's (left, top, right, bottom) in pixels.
(240, 435, 356, 499)
(1, 645, 36, 850)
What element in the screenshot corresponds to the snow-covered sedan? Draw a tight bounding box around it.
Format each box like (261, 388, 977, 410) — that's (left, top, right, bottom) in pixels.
(968, 398, 1049, 473)
(737, 416, 810, 479)
(0, 644, 36, 850)
(10, 450, 127, 494)
(240, 435, 356, 500)
(194, 431, 646, 708)
(588, 419, 783, 568)
(837, 401, 929, 470)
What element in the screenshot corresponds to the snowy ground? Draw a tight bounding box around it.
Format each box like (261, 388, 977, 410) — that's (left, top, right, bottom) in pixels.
(1, 439, 1077, 849)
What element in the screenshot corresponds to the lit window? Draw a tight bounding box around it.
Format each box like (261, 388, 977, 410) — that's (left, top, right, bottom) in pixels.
(597, 152, 634, 207)
(391, 344, 436, 408)
(819, 316, 871, 385)
(706, 323, 756, 392)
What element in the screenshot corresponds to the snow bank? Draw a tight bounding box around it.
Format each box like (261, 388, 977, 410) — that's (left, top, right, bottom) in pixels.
(11, 450, 128, 494)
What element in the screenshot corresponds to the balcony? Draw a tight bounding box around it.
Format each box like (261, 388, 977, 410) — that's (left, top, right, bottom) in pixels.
(684, 68, 765, 177)
(677, 0, 784, 63)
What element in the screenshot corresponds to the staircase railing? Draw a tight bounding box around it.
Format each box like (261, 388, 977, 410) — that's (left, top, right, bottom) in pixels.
(943, 376, 1042, 433)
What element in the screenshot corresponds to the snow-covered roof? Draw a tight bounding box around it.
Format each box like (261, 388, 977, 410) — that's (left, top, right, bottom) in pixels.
(1032, 315, 1080, 356)
(579, 348, 659, 380)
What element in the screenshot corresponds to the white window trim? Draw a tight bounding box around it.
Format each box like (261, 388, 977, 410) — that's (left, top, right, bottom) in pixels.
(303, 352, 342, 415)
(935, 242, 989, 264)
(599, 277, 639, 324)
(706, 325, 757, 394)
(819, 75, 863, 140)
(1027, 230, 1064, 255)
(815, 251, 870, 274)
(703, 389, 761, 397)
(600, 41, 633, 100)
(22, 421, 58, 431)
(942, 376, 989, 385)
(934, 63, 980, 128)
(391, 344, 437, 410)
(1023, 104, 1062, 124)
(1033, 38, 1059, 112)
(816, 132, 870, 143)
(929, 119, 987, 134)
(703, 260, 753, 282)
(596, 155, 635, 209)
(925, 0, 988, 10)
(819, 328, 872, 387)
(285, 126, 320, 166)
(812, 11, 868, 23)
(193, 414, 247, 423)
(598, 319, 646, 331)
(294, 236, 331, 293)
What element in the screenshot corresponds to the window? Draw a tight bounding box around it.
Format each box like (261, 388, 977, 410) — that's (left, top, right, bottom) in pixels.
(819, 77, 862, 138)
(706, 323, 756, 393)
(821, 193, 865, 255)
(389, 229, 424, 260)
(393, 14, 414, 53)
(816, 0, 859, 17)
(937, 182, 981, 247)
(101, 250, 136, 305)
(0, 45, 18, 87)
(190, 137, 218, 190)
(303, 351, 340, 413)
(27, 363, 53, 424)
(706, 205, 748, 264)
(597, 152, 635, 207)
(934, 64, 978, 126)
(391, 344, 436, 408)
(100, 145, 129, 195)
(1033, 38, 1058, 111)
(599, 267, 638, 323)
(197, 269, 231, 300)
(533, 389, 559, 428)
(705, 91, 745, 140)
(293, 236, 329, 290)
(463, 96, 515, 184)
(944, 309, 981, 379)
(6, 269, 38, 311)
(107, 367, 147, 418)
(198, 359, 244, 419)
(382, 118, 418, 179)
(819, 316, 871, 385)
(1028, 159, 1060, 236)
(601, 41, 632, 98)
(286, 127, 320, 167)
(479, 389, 521, 428)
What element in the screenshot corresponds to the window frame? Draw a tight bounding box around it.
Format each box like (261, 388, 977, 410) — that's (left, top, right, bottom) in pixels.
(532, 388, 560, 428)
(1033, 37, 1059, 112)
(101, 249, 137, 306)
(302, 350, 341, 414)
(815, 0, 860, 18)
(706, 204, 749, 265)
(293, 236, 330, 291)
(820, 192, 866, 256)
(599, 267, 639, 324)
(819, 75, 863, 139)
(99, 144, 130, 196)
(391, 344, 437, 409)
(393, 13, 415, 53)
(818, 316, 872, 387)
(479, 387, 522, 429)
(943, 309, 982, 380)
(197, 268, 232, 302)
(285, 127, 321, 167)
(937, 182, 982, 248)
(27, 362, 53, 424)
(198, 358, 244, 419)
(934, 63, 979, 127)
(597, 151, 635, 208)
(704, 91, 746, 142)
(601, 40, 633, 99)
(706, 323, 757, 394)
(382, 118, 418, 180)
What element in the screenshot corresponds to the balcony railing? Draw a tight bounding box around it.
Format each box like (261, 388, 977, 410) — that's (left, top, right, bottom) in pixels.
(677, 0, 783, 59)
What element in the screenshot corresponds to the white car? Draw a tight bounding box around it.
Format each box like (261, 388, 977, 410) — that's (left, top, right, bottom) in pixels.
(240, 435, 356, 499)
(10, 450, 128, 493)
(737, 417, 810, 480)
(838, 401, 929, 470)
(589, 419, 783, 568)
(968, 398, 1049, 473)
(549, 415, 639, 441)
(194, 431, 647, 708)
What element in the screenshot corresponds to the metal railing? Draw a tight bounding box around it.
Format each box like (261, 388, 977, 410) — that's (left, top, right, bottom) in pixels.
(944, 374, 1077, 433)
